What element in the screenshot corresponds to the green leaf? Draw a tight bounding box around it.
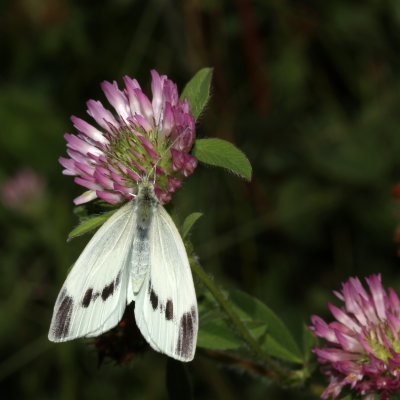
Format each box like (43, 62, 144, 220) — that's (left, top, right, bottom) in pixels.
(227, 288, 303, 363)
(197, 317, 267, 350)
(180, 67, 213, 120)
(261, 336, 303, 363)
(197, 318, 242, 350)
(302, 323, 316, 362)
(192, 138, 252, 181)
(67, 210, 117, 241)
(181, 212, 203, 239)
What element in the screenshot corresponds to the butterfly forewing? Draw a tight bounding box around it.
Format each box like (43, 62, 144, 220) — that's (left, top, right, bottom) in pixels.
(48, 202, 136, 342)
(134, 203, 198, 362)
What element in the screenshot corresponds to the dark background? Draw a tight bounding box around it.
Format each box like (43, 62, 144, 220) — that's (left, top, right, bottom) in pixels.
(1, 0, 400, 399)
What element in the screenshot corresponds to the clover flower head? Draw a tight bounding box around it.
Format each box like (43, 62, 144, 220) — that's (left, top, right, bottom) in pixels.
(60, 70, 197, 205)
(310, 274, 400, 400)
(1, 168, 46, 214)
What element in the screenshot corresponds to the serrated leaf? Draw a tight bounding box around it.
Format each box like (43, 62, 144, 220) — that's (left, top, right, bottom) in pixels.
(192, 138, 252, 180)
(67, 210, 116, 241)
(180, 67, 213, 120)
(302, 324, 316, 362)
(181, 212, 203, 239)
(227, 288, 303, 363)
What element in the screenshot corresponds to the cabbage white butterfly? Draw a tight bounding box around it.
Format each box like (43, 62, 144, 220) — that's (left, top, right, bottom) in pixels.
(48, 179, 198, 362)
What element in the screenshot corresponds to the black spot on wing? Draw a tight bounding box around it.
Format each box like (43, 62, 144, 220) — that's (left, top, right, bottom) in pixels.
(148, 280, 159, 310)
(165, 299, 173, 321)
(115, 271, 121, 288)
(101, 281, 114, 301)
(150, 288, 158, 310)
(82, 288, 93, 308)
(53, 290, 74, 338)
(176, 306, 197, 359)
(81, 273, 121, 308)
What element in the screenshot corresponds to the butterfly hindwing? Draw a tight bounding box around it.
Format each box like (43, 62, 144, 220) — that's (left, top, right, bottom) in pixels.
(134, 204, 198, 362)
(48, 202, 136, 342)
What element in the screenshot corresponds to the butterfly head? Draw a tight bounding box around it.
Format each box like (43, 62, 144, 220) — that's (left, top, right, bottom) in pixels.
(137, 179, 156, 198)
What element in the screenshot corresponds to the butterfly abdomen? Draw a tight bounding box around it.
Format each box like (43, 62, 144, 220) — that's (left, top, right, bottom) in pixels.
(131, 184, 159, 294)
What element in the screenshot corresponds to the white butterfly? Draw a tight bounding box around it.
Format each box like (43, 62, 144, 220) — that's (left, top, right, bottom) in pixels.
(48, 180, 198, 362)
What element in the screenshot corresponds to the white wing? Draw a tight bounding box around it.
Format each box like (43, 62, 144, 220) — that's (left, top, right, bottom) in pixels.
(134, 205, 198, 362)
(48, 202, 135, 342)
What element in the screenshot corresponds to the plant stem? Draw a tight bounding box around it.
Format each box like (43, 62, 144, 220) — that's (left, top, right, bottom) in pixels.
(200, 348, 276, 379)
(190, 256, 299, 385)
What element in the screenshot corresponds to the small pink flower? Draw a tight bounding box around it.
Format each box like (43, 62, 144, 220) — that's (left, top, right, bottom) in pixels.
(60, 70, 197, 205)
(1, 168, 46, 213)
(310, 274, 400, 400)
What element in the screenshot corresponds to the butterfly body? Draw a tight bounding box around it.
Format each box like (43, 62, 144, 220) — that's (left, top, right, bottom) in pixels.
(49, 181, 198, 362)
(131, 183, 157, 294)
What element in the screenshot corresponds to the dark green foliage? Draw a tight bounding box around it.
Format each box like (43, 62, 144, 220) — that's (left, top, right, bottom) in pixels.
(67, 209, 117, 240)
(166, 359, 193, 400)
(180, 67, 213, 120)
(2, 1, 400, 399)
(181, 212, 203, 240)
(193, 138, 252, 180)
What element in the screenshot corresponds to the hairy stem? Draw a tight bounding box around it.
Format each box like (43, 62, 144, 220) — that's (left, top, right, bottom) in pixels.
(190, 256, 302, 385)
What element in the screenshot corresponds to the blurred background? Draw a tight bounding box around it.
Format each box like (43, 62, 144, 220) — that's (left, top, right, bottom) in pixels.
(2, 0, 400, 399)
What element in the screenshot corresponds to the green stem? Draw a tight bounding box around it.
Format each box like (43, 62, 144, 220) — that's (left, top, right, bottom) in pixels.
(190, 257, 298, 385)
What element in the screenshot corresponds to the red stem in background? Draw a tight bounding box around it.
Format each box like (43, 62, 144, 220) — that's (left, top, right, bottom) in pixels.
(235, 0, 270, 112)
